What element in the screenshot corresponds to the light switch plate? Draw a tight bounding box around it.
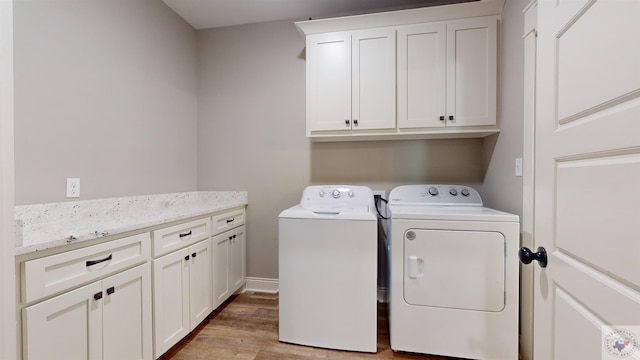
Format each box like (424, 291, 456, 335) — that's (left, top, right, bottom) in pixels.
(515, 158, 523, 177)
(66, 178, 80, 198)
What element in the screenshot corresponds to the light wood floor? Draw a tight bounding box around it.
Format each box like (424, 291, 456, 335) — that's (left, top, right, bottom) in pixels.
(160, 291, 457, 360)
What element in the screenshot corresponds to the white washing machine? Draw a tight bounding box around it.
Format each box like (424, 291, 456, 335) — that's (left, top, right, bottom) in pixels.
(388, 184, 519, 360)
(278, 185, 378, 352)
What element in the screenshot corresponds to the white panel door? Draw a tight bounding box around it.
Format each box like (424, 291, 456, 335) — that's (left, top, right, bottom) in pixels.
(102, 263, 152, 360)
(188, 239, 213, 326)
(532, 1, 640, 359)
(446, 17, 497, 127)
(153, 248, 190, 357)
(397, 23, 447, 128)
(352, 28, 396, 130)
(23, 282, 101, 360)
(306, 32, 352, 132)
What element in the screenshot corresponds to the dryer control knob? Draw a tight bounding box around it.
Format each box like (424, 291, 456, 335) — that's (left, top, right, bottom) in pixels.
(449, 188, 458, 196)
(332, 190, 341, 199)
(461, 188, 470, 197)
(348, 191, 355, 198)
(319, 191, 325, 197)
(428, 187, 439, 196)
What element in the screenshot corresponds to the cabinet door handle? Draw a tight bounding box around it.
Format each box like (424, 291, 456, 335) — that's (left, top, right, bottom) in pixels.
(353, 119, 359, 126)
(179, 230, 192, 238)
(86, 254, 113, 267)
(192, 252, 197, 258)
(226, 219, 235, 224)
(345, 119, 350, 126)
(233, 234, 236, 239)
(449, 115, 455, 121)
(106, 286, 115, 296)
(185, 255, 190, 261)
(439, 116, 445, 121)
(94, 291, 103, 301)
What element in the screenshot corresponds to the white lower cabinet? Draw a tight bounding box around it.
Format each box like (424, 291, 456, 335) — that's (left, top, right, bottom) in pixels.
(22, 262, 152, 360)
(152, 238, 212, 358)
(212, 225, 246, 307)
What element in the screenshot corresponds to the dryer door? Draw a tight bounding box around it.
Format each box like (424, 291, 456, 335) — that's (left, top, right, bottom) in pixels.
(404, 229, 505, 312)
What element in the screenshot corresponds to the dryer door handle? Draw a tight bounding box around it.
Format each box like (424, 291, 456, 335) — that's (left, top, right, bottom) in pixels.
(407, 256, 424, 278)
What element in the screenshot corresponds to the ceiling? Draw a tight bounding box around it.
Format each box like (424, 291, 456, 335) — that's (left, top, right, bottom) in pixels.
(162, 0, 474, 30)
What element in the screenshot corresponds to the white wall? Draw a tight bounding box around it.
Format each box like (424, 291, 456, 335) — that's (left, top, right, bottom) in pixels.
(197, 19, 485, 279)
(13, 0, 198, 205)
(482, 0, 525, 217)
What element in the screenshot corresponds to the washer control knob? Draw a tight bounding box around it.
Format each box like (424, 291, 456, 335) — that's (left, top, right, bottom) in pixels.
(319, 191, 325, 197)
(348, 191, 355, 198)
(332, 190, 341, 199)
(449, 188, 458, 196)
(428, 187, 439, 196)
(461, 188, 470, 197)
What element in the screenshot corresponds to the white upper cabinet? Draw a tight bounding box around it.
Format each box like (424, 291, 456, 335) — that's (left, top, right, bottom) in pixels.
(297, 6, 501, 141)
(398, 17, 497, 129)
(351, 28, 396, 130)
(306, 28, 396, 133)
(397, 22, 447, 129)
(446, 17, 497, 127)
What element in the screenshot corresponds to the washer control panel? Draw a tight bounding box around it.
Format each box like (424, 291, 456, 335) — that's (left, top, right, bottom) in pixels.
(389, 185, 482, 206)
(301, 185, 373, 210)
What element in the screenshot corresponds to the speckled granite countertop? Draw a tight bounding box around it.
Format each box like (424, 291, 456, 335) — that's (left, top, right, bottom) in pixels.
(15, 191, 248, 256)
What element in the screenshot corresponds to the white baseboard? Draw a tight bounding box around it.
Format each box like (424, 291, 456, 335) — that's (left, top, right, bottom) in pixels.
(244, 277, 279, 294)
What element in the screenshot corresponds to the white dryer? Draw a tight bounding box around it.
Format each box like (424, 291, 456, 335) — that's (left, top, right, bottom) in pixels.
(279, 185, 378, 352)
(388, 184, 519, 360)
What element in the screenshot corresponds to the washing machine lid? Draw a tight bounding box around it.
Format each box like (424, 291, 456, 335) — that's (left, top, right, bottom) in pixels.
(279, 204, 376, 220)
(389, 205, 519, 222)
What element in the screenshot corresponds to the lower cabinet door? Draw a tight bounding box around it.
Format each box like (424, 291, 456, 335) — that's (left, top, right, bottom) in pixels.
(229, 226, 246, 292)
(23, 263, 152, 360)
(213, 225, 246, 308)
(153, 248, 190, 357)
(23, 282, 102, 360)
(102, 263, 152, 360)
(188, 239, 213, 327)
(212, 232, 230, 308)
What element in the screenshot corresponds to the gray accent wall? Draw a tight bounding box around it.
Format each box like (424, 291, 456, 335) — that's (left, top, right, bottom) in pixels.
(14, 0, 198, 205)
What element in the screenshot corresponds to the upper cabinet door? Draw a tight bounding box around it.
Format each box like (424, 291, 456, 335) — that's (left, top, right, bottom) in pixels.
(397, 23, 447, 129)
(352, 28, 397, 130)
(306, 32, 352, 132)
(446, 17, 497, 127)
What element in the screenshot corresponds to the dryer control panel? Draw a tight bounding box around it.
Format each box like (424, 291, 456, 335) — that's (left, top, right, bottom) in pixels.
(389, 184, 482, 206)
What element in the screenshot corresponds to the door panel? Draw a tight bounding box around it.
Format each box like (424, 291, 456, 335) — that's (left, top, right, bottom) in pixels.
(533, 0, 640, 358)
(556, 0, 640, 121)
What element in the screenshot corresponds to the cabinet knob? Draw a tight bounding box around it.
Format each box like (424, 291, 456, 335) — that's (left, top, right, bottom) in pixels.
(449, 115, 455, 121)
(184, 255, 190, 261)
(345, 119, 350, 126)
(106, 286, 115, 296)
(192, 252, 197, 258)
(94, 291, 103, 301)
(353, 119, 359, 126)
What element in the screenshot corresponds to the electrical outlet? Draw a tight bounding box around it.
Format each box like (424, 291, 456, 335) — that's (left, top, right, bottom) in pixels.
(66, 178, 80, 198)
(373, 190, 386, 199)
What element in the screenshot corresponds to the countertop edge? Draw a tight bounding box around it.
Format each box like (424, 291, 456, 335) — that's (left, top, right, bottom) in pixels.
(15, 200, 247, 257)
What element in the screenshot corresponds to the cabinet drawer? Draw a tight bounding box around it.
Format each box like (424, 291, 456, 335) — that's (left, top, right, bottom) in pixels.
(153, 218, 210, 258)
(211, 208, 245, 236)
(22, 232, 150, 305)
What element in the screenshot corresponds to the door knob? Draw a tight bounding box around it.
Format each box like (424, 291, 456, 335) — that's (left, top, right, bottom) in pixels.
(519, 246, 548, 268)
